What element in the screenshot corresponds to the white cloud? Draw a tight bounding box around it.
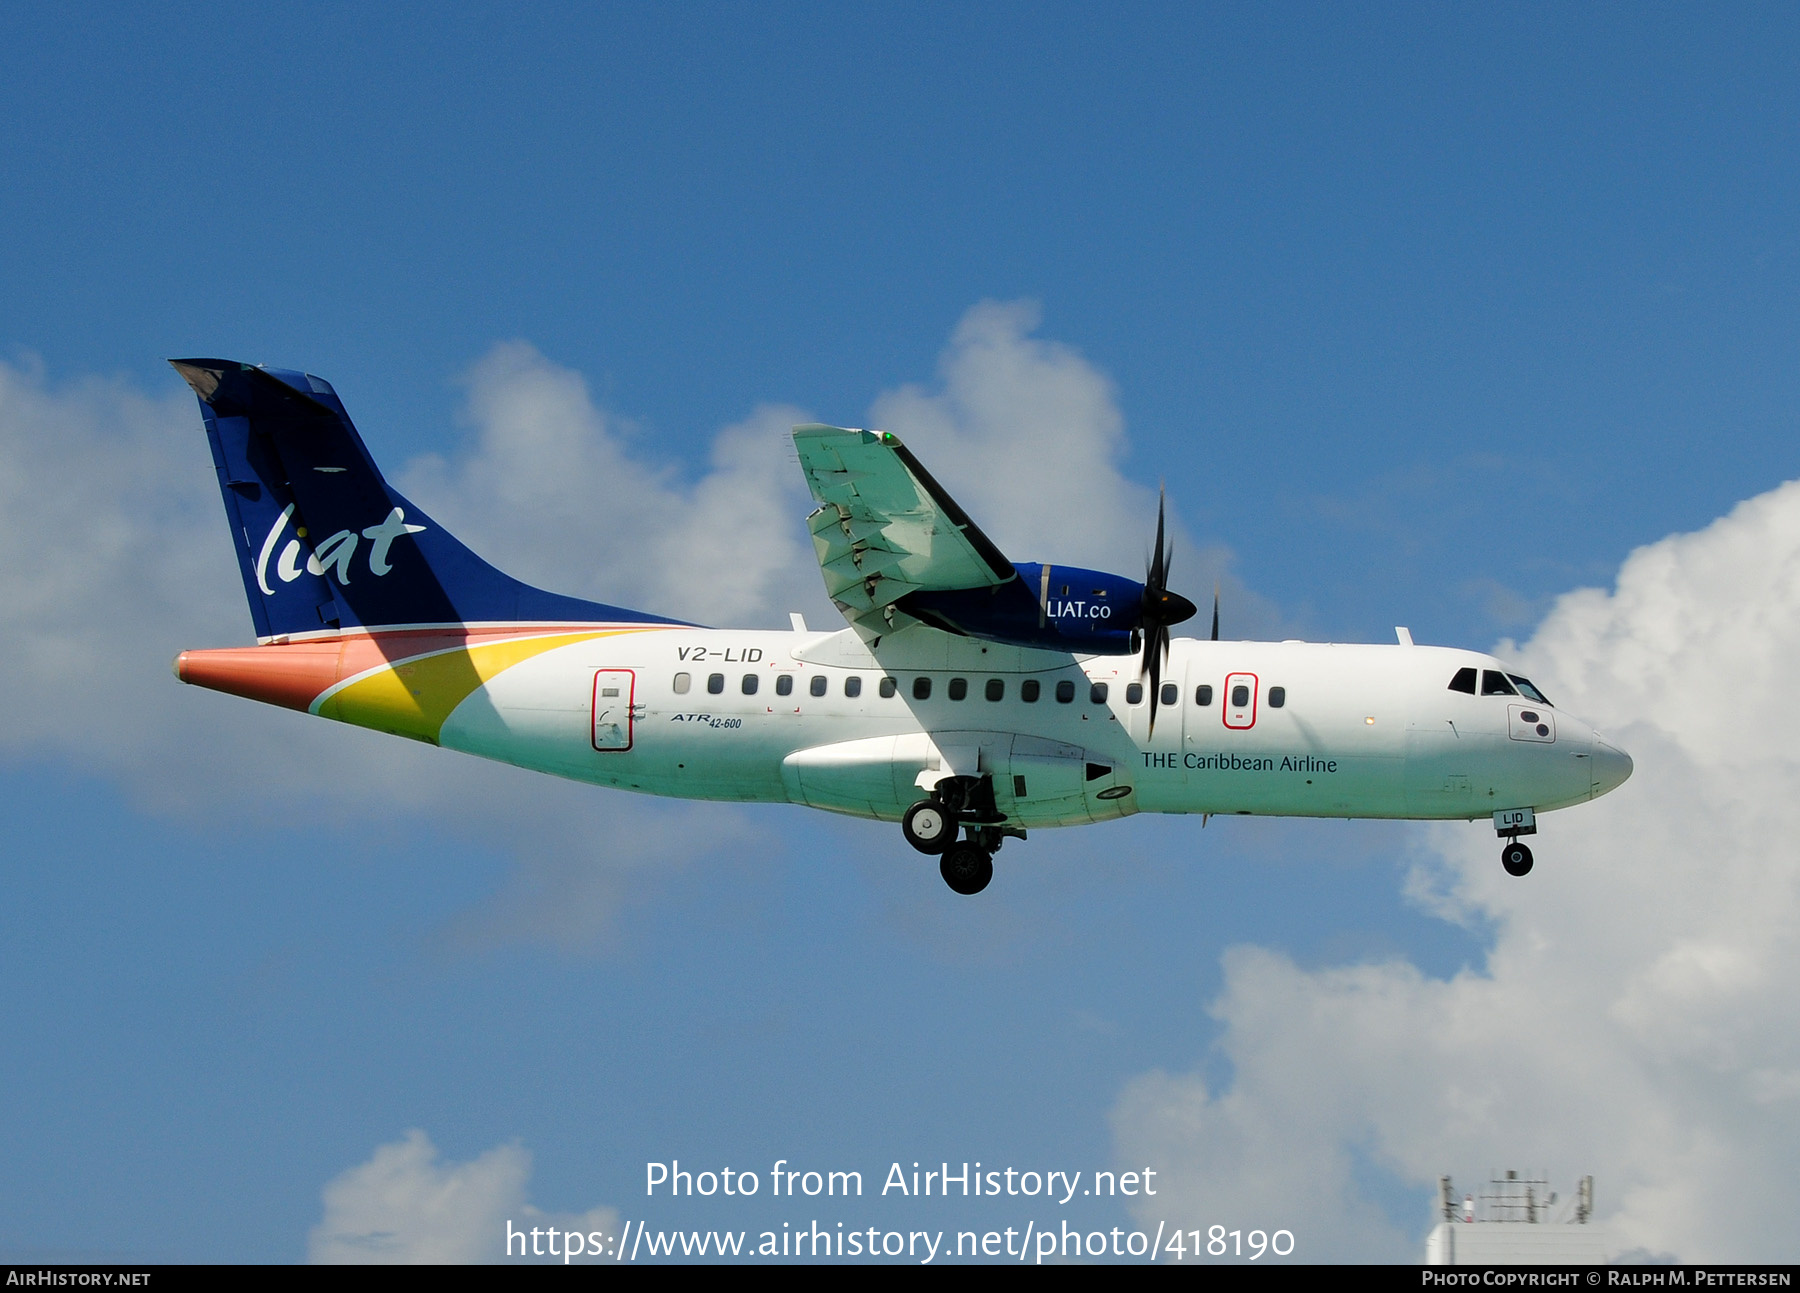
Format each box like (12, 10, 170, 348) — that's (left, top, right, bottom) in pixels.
(1111, 479, 1800, 1263)
(867, 300, 1280, 637)
(309, 1130, 618, 1264)
(404, 316, 1263, 633)
(0, 358, 240, 764)
(869, 300, 1149, 574)
(399, 341, 823, 629)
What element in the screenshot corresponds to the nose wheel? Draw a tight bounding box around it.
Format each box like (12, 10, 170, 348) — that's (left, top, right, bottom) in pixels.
(1501, 840, 1534, 876)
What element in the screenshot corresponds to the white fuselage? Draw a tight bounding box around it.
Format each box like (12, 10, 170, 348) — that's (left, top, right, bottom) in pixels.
(432, 625, 1628, 832)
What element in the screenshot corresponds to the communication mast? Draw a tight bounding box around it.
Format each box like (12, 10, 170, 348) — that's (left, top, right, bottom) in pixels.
(1425, 1170, 1608, 1265)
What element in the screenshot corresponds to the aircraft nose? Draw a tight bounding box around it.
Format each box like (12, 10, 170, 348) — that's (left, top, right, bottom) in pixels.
(1591, 738, 1633, 798)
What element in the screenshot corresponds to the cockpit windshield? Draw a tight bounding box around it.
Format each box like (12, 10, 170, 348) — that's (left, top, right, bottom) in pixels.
(1508, 674, 1552, 706)
(1480, 670, 1518, 697)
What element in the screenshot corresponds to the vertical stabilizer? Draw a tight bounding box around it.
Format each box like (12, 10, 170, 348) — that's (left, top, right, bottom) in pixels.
(172, 359, 684, 640)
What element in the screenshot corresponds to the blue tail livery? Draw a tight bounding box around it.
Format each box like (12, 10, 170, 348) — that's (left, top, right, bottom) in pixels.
(172, 359, 684, 640)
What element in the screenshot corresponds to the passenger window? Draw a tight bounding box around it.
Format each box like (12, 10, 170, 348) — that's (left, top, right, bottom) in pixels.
(1508, 674, 1552, 706)
(1196, 684, 1214, 706)
(845, 676, 863, 698)
(1268, 686, 1286, 708)
(1125, 683, 1144, 705)
(1021, 679, 1041, 703)
(707, 673, 725, 695)
(879, 677, 897, 698)
(1230, 684, 1250, 707)
(1448, 667, 1477, 694)
(1481, 670, 1518, 697)
(948, 677, 968, 701)
(810, 674, 827, 697)
(775, 674, 793, 696)
(1161, 682, 1178, 707)
(913, 677, 932, 700)
(741, 673, 759, 696)
(985, 678, 1004, 702)
(1055, 680, 1076, 703)
(1090, 682, 1109, 704)
(673, 672, 691, 695)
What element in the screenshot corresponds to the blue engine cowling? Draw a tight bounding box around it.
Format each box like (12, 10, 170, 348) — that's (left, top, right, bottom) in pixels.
(898, 563, 1146, 654)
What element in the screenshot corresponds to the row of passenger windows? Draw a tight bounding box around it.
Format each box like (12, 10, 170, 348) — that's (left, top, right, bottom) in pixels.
(1446, 667, 1553, 705)
(672, 672, 1289, 708)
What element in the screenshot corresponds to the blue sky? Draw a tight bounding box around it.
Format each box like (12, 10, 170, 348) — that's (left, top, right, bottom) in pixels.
(3, 2, 1799, 1263)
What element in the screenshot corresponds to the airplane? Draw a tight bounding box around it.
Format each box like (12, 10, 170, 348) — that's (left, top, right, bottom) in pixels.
(170, 358, 1633, 895)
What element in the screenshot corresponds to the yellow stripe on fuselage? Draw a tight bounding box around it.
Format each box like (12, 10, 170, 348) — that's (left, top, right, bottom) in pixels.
(314, 631, 618, 742)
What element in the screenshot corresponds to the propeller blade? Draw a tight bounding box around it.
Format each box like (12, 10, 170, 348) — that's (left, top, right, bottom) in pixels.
(1141, 489, 1196, 627)
(1149, 486, 1169, 592)
(1140, 486, 1196, 738)
(1211, 582, 1219, 642)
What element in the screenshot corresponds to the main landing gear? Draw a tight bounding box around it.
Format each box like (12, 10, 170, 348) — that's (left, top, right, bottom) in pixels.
(903, 776, 1020, 896)
(901, 800, 956, 854)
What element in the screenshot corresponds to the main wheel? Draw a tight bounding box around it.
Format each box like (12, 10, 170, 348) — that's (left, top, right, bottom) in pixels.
(1501, 841, 1534, 877)
(902, 800, 957, 855)
(939, 844, 993, 895)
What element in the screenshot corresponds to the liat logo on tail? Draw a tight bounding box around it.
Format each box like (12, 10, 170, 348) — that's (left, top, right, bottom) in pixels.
(254, 503, 428, 594)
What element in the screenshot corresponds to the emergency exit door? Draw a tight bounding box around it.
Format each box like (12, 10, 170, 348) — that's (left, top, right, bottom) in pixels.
(592, 670, 635, 751)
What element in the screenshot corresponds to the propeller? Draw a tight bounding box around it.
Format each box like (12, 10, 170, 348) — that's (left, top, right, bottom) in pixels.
(1141, 487, 1198, 735)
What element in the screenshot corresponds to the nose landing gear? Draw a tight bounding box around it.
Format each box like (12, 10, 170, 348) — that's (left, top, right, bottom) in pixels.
(1494, 807, 1537, 877)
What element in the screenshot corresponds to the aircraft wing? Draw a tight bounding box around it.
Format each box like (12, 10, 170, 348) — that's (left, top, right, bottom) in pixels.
(793, 425, 1017, 634)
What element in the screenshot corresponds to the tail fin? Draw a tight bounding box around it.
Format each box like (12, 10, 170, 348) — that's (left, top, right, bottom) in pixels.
(173, 359, 681, 640)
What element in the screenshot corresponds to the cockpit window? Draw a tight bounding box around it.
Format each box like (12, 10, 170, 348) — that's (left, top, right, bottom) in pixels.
(1508, 674, 1552, 706)
(1448, 667, 1477, 694)
(1480, 669, 1518, 697)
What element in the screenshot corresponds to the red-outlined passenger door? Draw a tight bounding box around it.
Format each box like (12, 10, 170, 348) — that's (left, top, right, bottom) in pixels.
(1223, 671, 1258, 730)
